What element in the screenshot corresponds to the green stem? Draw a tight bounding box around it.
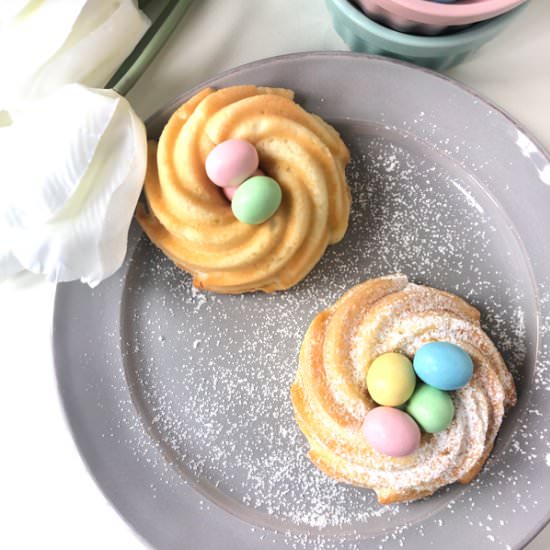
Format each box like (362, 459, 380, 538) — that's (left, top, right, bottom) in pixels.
(107, 0, 195, 96)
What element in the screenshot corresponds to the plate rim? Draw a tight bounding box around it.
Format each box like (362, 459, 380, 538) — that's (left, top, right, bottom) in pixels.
(146, 51, 550, 162)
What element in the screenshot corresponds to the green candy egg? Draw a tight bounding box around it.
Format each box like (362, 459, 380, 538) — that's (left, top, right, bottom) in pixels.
(231, 176, 282, 224)
(406, 384, 454, 433)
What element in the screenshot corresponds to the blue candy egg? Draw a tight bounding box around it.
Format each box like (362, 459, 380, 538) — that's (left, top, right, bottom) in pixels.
(413, 342, 473, 391)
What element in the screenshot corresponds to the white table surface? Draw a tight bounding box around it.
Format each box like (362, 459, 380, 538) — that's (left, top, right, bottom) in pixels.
(2, 1, 550, 548)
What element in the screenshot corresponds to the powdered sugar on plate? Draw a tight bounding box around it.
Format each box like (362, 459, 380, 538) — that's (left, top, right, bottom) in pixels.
(115, 123, 545, 546)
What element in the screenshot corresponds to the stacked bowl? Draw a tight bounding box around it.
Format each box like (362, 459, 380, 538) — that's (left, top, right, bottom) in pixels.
(325, 0, 528, 70)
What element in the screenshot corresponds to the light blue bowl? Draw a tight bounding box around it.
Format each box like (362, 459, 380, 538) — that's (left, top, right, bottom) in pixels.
(325, 0, 526, 70)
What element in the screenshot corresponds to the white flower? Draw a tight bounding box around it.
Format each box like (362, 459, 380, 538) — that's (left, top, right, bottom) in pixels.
(0, 0, 150, 110)
(0, 83, 147, 287)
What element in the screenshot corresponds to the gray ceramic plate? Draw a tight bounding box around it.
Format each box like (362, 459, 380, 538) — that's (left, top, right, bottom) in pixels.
(53, 53, 550, 550)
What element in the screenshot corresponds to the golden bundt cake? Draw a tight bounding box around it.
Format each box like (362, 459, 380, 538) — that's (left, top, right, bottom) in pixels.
(136, 85, 351, 293)
(291, 274, 516, 504)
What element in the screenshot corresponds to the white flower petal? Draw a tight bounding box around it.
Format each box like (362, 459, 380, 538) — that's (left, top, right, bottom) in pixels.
(0, 228, 22, 278)
(26, 0, 151, 100)
(2, 85, 120, 228)
(0, 0, 36, 25)
(0, 0, 150, 109)
(1, 84, 147, 287)
(0, 0, 88, 107)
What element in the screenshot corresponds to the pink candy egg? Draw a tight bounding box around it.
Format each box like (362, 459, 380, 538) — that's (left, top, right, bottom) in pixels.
(362, 407, 420, 457)
(223, 169, 264, 201)
(206, 139, 259, 188)
(223, 185, 239, 201)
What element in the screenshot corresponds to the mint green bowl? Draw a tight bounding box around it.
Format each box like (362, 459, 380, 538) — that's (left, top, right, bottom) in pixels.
(325, 0, 526, 70)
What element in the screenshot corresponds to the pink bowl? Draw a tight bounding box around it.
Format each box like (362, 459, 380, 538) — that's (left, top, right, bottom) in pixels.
(356, 0, 528, 35)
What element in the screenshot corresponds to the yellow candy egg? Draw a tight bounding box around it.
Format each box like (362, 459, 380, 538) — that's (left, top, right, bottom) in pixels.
(366, 352, 416, 407)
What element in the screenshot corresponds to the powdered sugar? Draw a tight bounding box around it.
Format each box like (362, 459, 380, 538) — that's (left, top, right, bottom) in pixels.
(119, 125, 535, 545)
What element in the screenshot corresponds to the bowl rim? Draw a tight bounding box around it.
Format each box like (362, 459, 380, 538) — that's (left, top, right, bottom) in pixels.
(329, 0, 525, 53)
(362, 0, 528, 25)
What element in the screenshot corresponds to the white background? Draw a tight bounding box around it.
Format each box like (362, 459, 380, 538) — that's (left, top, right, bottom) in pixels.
(2, 0, 550, 548)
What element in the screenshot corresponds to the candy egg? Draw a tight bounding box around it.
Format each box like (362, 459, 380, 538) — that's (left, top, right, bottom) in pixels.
(413, 342, 473, 390)
(366, 352, 416, 406)
(362, 407, 420, 457)
(223, 169, 264, 201)
(205, 139, 259, 188)
(406, 384, 454, 433)
(223, 185, 239, 201)
(231, 176, 282, 224)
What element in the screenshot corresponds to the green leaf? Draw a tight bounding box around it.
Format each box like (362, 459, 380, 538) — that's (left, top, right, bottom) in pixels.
(107, 0, 194, 96)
